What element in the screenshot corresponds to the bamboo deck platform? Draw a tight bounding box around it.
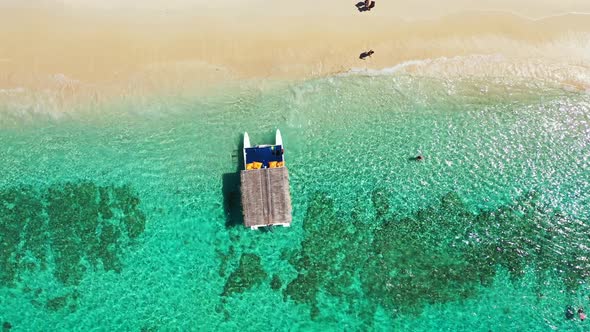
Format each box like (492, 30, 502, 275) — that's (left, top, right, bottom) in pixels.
(240, 166, 292, 229)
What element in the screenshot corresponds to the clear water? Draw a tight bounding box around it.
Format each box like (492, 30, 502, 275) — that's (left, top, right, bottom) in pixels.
(1, 74, 590, 331)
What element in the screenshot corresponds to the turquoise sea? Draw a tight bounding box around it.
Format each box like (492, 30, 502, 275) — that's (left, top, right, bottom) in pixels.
(1, 72, 590, 331)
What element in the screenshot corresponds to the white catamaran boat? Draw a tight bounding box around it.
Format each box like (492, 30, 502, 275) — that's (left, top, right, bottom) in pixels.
(240, 129, 292, 230)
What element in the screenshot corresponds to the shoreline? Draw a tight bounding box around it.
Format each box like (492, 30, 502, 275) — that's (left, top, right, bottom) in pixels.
(1, 10, 590, 97)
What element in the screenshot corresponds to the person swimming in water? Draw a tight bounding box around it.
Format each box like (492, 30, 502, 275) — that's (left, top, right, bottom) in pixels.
(566, 305, 575, 320)
(579, 308, 586, 321)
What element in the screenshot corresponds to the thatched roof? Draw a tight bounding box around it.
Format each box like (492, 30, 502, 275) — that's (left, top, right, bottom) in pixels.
(240, 167, 292, 229)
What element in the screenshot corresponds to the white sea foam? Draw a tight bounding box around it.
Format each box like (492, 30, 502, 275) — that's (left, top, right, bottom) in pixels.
(0, 74, 86, 124)
(347, 59, 436, 76)
(342, 54, 590, 91)
(51, 73, 81, 86)
(0, 87, 25, 95)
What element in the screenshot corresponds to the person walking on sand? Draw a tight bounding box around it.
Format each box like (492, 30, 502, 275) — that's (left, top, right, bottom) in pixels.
(359, 50, 374, 60)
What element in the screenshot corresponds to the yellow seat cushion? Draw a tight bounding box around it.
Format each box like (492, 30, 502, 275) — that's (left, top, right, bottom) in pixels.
(269, 161, 278, 168)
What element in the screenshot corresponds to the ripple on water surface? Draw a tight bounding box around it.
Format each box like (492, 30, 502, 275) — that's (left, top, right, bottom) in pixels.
(0, 75, 589, 331)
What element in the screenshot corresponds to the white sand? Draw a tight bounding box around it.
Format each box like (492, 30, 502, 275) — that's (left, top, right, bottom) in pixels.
(1, 2, 590, 95)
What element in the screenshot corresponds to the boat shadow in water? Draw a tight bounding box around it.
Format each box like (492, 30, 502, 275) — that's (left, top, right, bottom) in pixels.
(222, 134, 246, 228)
(222, 172, 243, 228)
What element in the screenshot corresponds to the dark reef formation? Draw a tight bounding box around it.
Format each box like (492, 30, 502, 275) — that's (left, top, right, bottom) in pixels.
(222, 253, 268, 297)
(283, 192, 364, 319)
(0, 182, 146, 311)
(278, 189, 590, 322)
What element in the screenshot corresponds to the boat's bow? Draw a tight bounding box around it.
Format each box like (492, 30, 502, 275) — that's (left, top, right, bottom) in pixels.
(244, 132, 251, 149)
(275, 129, 282, 146)
(243, 132, 250, 170)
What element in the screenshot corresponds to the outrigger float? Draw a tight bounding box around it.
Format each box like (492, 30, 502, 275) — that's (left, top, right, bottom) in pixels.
(240, 129, 292, 230)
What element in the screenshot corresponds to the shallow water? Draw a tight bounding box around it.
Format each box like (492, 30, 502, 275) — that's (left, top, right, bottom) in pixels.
(1, 73, 590, 331)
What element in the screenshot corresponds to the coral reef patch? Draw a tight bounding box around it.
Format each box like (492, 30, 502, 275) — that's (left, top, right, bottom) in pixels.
(0, 182, 146, 310)
(283, 189, 590, 320)
(222, 253, 268, 297)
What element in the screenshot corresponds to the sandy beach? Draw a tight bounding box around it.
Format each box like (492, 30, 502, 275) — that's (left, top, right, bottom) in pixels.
(1, 1, 590, 95)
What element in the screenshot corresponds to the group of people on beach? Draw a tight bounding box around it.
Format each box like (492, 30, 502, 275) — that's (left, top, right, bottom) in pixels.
(566, 305, 586, 321)
(353, 1, 427, 162)
(355, 0, 376, 60)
